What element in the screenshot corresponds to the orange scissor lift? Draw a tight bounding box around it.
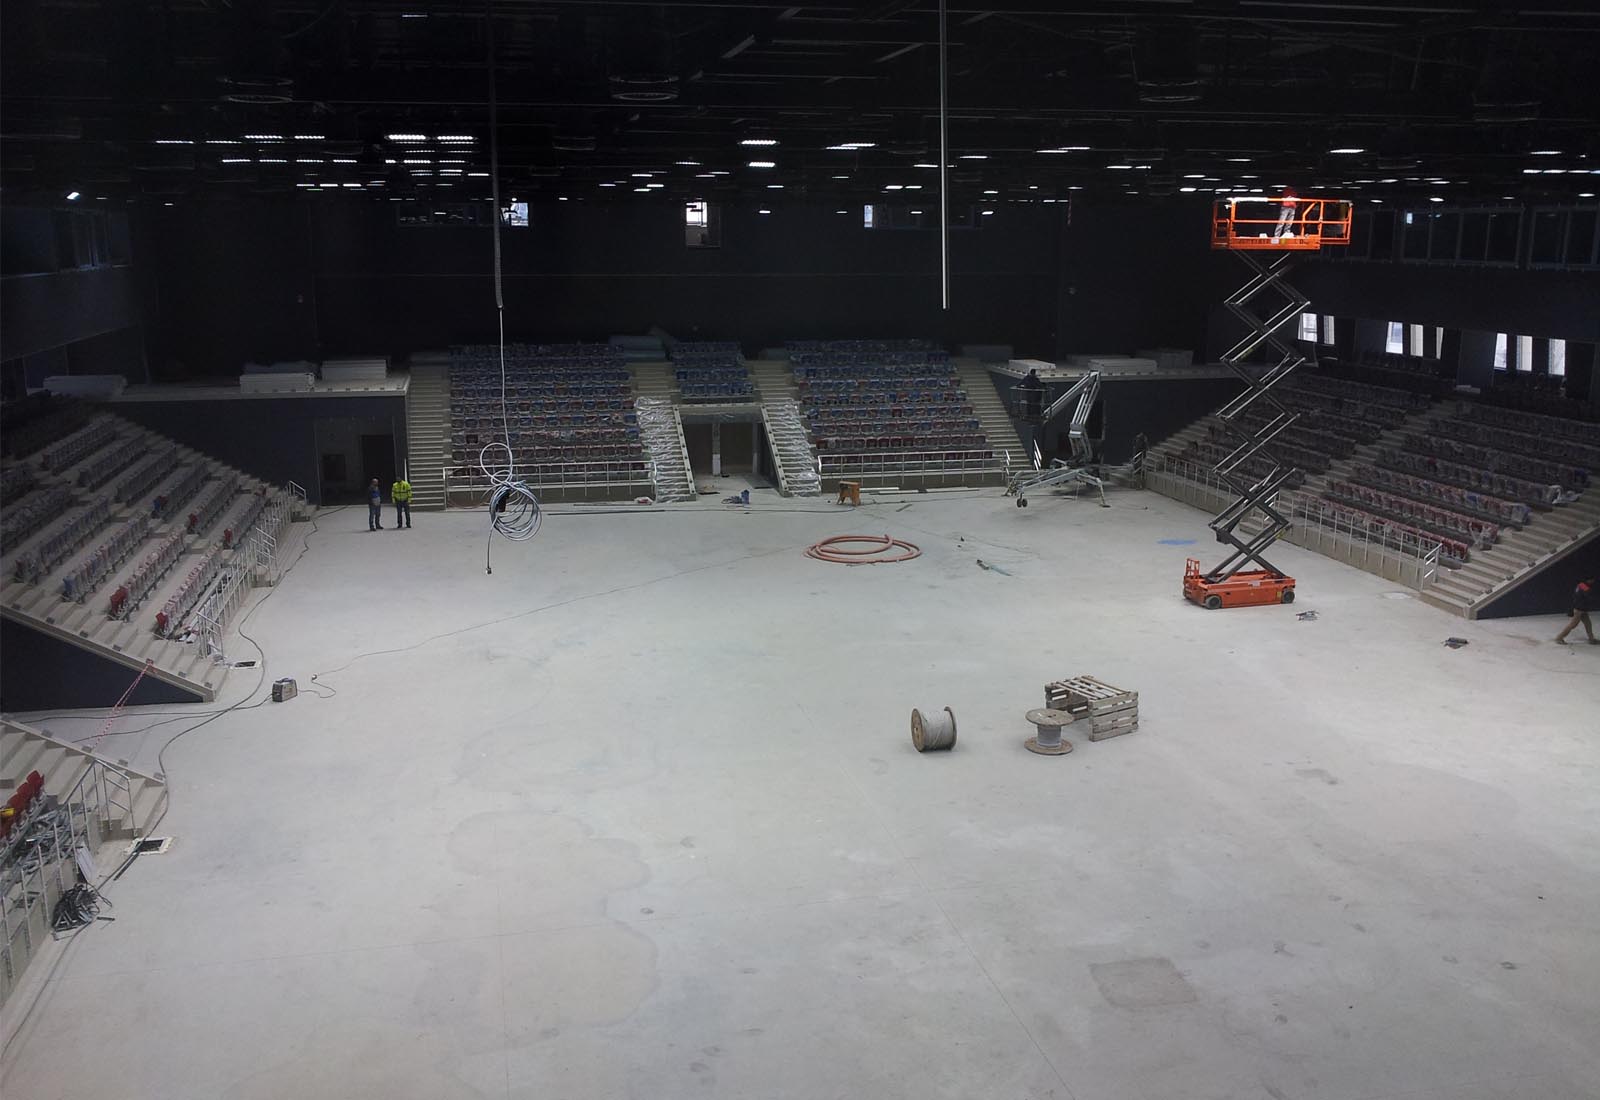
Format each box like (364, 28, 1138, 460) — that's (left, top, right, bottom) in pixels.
(1183, 196, 1353, 609)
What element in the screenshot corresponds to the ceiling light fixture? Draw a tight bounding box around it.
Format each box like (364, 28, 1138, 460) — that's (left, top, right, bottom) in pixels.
(66, 190, 81, 200)
(243, 134, 284, 141)
(1328, 147, 1365, 155)
(748, 160, 776, 169)
(437, 135, 475, 143)
(1429, 196, 1444, 203)
(959, 154, 987, 160)
(1529, 149, 1562, 156)
(676, 160, 701, 166)
(767, 184, 783, 189)
(1226, 157, 1252, 163)
(205, 139, 242, 145)
(386, 133, 427, 142)
(293, 134, 325, 141)
(983, 189, 998, 194)
(981, 209, 994, 216)
(758, 208, 772, 214)
(154, 139, 192, 145)
(220, 157, 251, 164)
(740, 138, 779, 147)
(1037, 146, 1091, 153)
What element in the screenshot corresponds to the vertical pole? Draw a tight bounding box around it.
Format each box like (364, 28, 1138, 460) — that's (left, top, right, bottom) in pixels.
(938, 0, 949, 311)
(711, 420, 722, 477)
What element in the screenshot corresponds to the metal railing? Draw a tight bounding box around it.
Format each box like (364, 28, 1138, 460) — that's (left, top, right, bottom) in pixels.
(1, 748, 142, 1008)
(1143, 453, 1442, 590)
(817, 448, 1008, 486)
(446, 460, 655, 498)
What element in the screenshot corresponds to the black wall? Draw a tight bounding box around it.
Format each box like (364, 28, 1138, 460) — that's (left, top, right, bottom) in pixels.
(0, 616, 203, 711)
(1477, 537, 1600, 619)
(1294, 261, 1600, 344)
(141, 198, 1078, 372)
(112, 395, 406, 504)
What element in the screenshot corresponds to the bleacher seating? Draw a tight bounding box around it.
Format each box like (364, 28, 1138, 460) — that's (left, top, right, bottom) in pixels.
(222, 488, 272, 549)
(107, 530, 186, 620)
(1, 465, 37, 508)
(1401, 433, 1585, 491)
(187, 479, 236, 538)
(1482, 370, 1590, 420)
(61, 515, 151, 602)
(3, 403, 92, 461)
(1290, 493, 1472, 567)
(1429, 417, 1597, 483)
(791, 340, 993, 469)
(2, 485, 75, 554)
(447, 343, 648, 492)
(1350, 464, 1530, 528)
(672, 341, 755, 401)
(152, 465, 210, 518)
(11, 497, 114, 584)
(113, 446, 180, 504)
(75, 436, 147, 490)
(39, 418, 118, 473)
(1462, 403, 1600, 441)
(156, 545, 225, 636)
(1374, 447, 1560, 507)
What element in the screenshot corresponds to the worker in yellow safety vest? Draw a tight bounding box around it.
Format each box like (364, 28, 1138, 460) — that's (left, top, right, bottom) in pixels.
(391, 476, 413, 530)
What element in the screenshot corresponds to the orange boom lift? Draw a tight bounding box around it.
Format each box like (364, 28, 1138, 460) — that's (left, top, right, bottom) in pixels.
(1183, 196, 1353, 610)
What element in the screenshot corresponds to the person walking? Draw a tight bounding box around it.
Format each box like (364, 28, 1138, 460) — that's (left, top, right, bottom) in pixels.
(367, 478, 383, 531)
(391, 474, 413, 530)
(1554, 575, 1598, 645)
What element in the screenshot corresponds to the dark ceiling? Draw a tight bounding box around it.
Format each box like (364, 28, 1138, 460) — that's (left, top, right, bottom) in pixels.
(3, 0, 1599, 209)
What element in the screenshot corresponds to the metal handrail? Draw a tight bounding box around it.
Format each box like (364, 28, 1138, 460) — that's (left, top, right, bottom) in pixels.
(446, 460, 654, 495)
(1144, 452, 1443, 591)
(817, 448, 1004, 477)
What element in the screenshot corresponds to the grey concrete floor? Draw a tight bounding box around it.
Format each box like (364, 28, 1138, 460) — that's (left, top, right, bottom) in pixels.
(5, 488, 1598, 1100)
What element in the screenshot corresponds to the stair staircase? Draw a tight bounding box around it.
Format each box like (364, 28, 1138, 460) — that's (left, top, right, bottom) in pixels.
(633, 395, 695, 502)
(2, 717, 168, 1006)
(746, 361, 821, 496)
(403, 363, 450, 511)
(954, 359, 1030, 472)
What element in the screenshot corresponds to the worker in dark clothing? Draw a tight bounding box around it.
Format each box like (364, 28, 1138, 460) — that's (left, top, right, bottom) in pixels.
(1554, 575, 1598, 645)
(367, 478, 383, 531)
(1020, 369, 1044, 420)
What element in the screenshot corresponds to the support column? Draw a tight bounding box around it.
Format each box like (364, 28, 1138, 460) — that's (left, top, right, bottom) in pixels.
(711, 420, 722, 476)
(751, 421, 761, 476)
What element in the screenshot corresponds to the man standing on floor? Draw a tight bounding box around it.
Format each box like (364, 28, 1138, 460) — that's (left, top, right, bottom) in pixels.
(1554, 575, 1598, 645)
(367, 478, 383, 531)
(392, 474, 413, 530)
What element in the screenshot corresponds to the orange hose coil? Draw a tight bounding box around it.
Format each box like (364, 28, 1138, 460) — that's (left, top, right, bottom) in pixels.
(805, 534, 922, 565)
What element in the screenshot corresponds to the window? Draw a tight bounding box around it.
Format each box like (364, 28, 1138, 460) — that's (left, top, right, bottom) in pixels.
(1516, 334, 1534, 372)
(1493, 332, 1508, 371)
(1408, 323, 1426, 357)
(1435, 327, 1445, 359)
(1385, 322, 1405, 354)
(1298, 312, 1319, 341)
(499, 201, 529, 227)
(863, 204, 877, 229)
(685, 201, 720, 247)
(1321, 315, 1336, 345)
(1549, 338, 1566, 377)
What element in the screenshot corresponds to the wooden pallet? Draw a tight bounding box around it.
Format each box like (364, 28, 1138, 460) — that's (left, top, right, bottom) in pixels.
(1044, 675, 1139, 741)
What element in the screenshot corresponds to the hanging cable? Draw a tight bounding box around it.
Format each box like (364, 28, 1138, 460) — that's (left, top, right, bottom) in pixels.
(477, 0, 541, 573)
(938, 0, 950, 311)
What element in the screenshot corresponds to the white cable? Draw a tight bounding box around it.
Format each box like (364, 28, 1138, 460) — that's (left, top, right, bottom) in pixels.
(478, 0, 540, 572)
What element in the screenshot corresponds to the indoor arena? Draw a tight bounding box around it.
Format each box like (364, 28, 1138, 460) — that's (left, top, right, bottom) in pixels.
(2, 4, 1598, 1100)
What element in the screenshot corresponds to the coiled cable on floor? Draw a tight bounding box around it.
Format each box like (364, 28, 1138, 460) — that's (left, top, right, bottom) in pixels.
(805, 534, 921, 564)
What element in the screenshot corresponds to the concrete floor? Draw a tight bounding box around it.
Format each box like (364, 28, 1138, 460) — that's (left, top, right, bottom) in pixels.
(5, 487, 1598, 1100)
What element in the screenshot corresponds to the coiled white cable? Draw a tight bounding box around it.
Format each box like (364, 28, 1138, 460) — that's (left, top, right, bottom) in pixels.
(480, 0, 540, 574)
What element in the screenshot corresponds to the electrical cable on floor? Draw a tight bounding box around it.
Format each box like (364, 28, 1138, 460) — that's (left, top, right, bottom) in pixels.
(0, 502, 324, 1066)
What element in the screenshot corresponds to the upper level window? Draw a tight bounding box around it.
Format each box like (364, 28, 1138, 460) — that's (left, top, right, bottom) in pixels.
(685, 201, 721, 247)
(1516, 334, 1534, 372)
(1298, 312, 1318, 341)
(1493, 332, 1508, 371)
(1549, 338, 1567, 377)
(1321, 316, 1336, 345)
(1385, 321, 1405, 354)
